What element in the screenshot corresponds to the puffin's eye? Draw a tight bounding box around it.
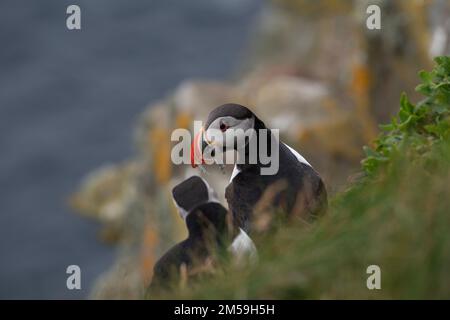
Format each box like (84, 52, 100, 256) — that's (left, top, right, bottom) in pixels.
(219, 123, 228, 132)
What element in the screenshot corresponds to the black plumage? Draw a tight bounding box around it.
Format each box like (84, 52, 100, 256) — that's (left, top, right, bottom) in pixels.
(204, 104, 328, 233)
(172, 175, 211, 215)
(148, 177, 234, 294)
(226, 141, 327, 232)
(148, 202, 232, 293)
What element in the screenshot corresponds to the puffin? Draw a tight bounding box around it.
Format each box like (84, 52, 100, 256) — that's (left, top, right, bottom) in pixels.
(148, 176, 256, 293)
(191, 103, 328, 233)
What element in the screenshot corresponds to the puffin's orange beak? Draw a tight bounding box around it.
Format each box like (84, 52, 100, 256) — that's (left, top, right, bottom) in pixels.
(190, 127, 206, 168)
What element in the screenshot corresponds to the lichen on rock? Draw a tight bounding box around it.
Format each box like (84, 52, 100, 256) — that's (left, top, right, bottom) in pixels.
(70, 0, 450, 299)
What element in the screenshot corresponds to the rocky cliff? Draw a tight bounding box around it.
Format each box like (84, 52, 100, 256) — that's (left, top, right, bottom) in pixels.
(70, 0, 449, 298)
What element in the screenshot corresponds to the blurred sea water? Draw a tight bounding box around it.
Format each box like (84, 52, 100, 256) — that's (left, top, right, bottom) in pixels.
(0, 0, 262, 298)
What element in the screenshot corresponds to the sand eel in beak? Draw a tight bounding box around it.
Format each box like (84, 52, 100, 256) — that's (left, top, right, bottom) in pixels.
(148, 176, 256, 293)
(190, 127, 208, 173)
(191, 126, 226, 174)
(199, 103, 328, 233)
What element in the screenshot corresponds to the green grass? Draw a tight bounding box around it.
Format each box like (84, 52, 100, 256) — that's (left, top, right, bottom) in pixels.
(155, 142, 450, 299)
(151, 57, 450, 299)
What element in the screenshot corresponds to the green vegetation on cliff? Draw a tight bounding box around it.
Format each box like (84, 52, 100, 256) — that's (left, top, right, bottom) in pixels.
(153, 57, 450, 299)
(362, 56, 450, 176)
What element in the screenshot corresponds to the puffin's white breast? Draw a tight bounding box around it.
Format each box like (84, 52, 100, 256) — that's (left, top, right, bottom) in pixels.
(229, 228, 258, 264)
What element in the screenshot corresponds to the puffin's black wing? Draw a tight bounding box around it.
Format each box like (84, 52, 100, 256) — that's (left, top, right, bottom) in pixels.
(279, 143, 328, 219)
(147, 240, 191, 294)
(225, 142, 327, 232)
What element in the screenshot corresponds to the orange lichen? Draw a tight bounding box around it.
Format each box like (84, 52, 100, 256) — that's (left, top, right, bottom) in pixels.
(175, 112, 192, 130)
(140, 225, 160, 285)
(351, 63, 371, 102)
(148, 128, 172, 184)
(349, 62, 378, 143)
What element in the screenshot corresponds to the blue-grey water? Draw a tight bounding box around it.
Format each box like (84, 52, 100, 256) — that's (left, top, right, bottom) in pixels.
(0, 0, 262, 299)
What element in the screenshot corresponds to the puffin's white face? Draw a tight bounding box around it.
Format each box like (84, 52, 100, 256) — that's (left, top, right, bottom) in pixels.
(204, 116, 255, 151)
(190, 104, 257, 168)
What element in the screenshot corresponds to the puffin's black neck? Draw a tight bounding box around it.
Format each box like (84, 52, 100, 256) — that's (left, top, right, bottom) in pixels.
(185, 203, 234, 247)
(236, 116, 275, 172)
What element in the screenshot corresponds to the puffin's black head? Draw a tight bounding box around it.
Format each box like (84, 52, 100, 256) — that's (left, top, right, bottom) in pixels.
(172, 176, 218, 220)
(204, 103, 254, 129)
(185, 202, 230, 244)
(191, 103, 266, 168)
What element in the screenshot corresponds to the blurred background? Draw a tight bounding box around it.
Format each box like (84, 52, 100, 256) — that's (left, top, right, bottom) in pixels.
(1, 0, 449, 299)
(0, 0, 262, 299)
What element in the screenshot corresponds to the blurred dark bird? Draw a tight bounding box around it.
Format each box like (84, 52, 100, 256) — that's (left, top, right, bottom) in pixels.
(191, 103, 328, 233)
(148, 176, 255, 294)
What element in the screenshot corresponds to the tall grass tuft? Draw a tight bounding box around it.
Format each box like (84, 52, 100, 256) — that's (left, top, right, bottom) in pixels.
(150, 57, 450, 299)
